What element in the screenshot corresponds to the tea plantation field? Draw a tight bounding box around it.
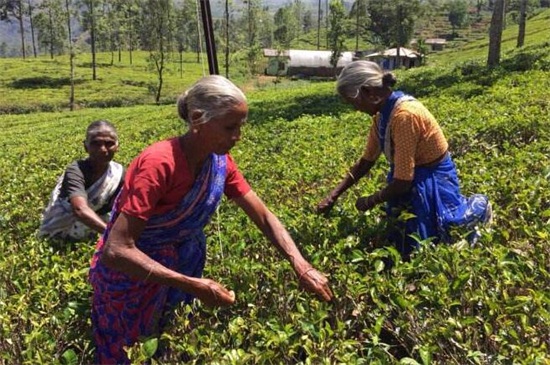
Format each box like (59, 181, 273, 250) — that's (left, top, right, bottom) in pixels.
(1, 16, 550, 365)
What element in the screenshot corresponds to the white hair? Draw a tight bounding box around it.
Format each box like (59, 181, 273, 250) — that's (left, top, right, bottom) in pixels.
(85, 120, 118, 146)
(177, 75, 247, 125)
(337, 60, 396, 99)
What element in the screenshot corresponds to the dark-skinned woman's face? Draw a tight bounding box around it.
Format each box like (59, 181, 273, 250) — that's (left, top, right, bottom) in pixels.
(85, 130, 119, 165)
(342, 87, 383, 116)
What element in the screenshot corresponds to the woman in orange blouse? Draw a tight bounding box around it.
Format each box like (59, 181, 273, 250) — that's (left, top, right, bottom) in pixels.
(317, 60, 492, 257)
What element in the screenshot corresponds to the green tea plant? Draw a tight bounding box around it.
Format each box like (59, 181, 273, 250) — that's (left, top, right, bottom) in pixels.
(0, 23, 549, 364)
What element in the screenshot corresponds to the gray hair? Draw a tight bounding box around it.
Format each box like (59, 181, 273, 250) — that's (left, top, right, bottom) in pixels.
(177, 75, 247, 125)
(85, 120, 118, 145)
(337, 60, 397, 99)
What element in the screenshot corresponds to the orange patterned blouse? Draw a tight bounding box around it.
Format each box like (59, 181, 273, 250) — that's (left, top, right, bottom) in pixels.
(362, 99, 448, 181)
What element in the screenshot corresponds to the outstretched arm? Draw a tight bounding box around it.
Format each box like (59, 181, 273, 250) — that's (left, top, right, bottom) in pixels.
(317, 158, 375, 214)
(70, 196, 108, 234)
(100, 212, 235, 307)
(233, 190, 333, 302)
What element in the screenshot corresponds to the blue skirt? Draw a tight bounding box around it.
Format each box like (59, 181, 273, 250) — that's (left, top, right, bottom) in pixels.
(386, 154, 491, 256)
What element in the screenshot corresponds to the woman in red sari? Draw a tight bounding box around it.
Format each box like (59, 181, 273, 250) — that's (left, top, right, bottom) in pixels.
(89, 75, 333, 364)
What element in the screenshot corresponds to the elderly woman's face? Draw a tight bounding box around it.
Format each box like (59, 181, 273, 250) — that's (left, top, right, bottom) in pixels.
(85, 130, 119, 164)
(198, 102, 248, 155)
(343, 87, 382, 116)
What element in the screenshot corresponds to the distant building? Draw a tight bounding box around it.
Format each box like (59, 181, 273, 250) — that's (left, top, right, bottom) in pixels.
(362, 47, 423, 69)
(263, 49, 354, 78)
(411, 38, 447, 52)
(425, 38, 447, 51)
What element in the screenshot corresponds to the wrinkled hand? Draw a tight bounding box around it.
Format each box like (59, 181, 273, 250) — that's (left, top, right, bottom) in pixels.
(195, 278, 236, 307)
(355, 195, 378, 212)
(298, 268, 333, 302)
(316, 196, 336, 215)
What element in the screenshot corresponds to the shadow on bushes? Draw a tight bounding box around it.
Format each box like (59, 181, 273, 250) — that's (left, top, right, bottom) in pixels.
(80, 62, 117, 68)
(10, 76, 86, 89)
(248, 93, 349, 123)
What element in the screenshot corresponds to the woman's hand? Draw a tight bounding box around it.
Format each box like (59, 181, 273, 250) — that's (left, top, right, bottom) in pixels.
(298, 268, 333, 302)
(355, 194, 379, 212)
(316, 196, 336, 214)
(194, 278, 236, 307)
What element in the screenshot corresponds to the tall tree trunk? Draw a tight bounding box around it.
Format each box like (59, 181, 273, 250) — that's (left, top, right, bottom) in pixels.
(354, 0, 359, 51)
(179, 50, 183, 78)
(28, 0, 37, 57)
(396, 3, 403, 68)
(17, 0, 26, 59)
(225, 0, 229, 77)
(316, 0, 321, 49)
(65, 0, 75, 111)
(118, 33, 121, 62)
(48, 7, 54, 59)
(487, 0, 505, 67)
(516, 0, 527, 48)
(129, 19, 133, 65)
(325, 0, 329, 48)
(89, 0, 97, 80)
(247, 0, 252, 47)
(155, 39, 164, 104)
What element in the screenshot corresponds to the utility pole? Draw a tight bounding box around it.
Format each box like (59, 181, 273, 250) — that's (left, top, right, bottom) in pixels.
(199, 0, 219, 75)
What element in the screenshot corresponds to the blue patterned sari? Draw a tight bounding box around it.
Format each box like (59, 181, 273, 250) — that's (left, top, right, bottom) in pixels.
(380, 92, 491, 257)
(89, 153, 227, 364)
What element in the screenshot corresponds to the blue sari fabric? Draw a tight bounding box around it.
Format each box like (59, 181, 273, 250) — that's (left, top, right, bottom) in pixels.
(89, 153, 227, 364)
(380, 92, 490, 256)
(386, 155, 490, 256)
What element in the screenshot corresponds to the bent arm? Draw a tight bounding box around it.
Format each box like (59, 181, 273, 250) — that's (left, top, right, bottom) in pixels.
(380, 179, 412, 201)
(317, 158, 375, 213)
(356, 179, 413, 211)
(234, 190, 333, 301)
(69, 196, 108, 234)
(100, 212, 235, 307)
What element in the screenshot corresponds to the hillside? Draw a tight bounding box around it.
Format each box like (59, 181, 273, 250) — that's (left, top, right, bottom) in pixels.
(428, 7, 550, 65)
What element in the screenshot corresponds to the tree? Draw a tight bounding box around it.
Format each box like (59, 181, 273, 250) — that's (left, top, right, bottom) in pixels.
(448, 0, 469, 37)
(174, 0, 198, 77)
(116, 0, 141, 65)
(34, 0, 66, 58)
(80, 0, 101, 79)
(487, 0, 505, 67)
(316, 0, 322, 49)
(0, 0, 27, 58)
(65, 0, 75, 110)
(28, 0, 37, 57)
(302, 9, 313, 33)
(367, 0, 421, 50)
(348, 0, 368, 51)
(102, 1, 124, 64)
(218, 0, 238, 77)
(15, 0, 25, 58)
(273, 4, 298, 48)
(257, 6, 274, 49)
(140, 0, 174, 103)
(243, 0, 262, 74)
(328, 0, 347, 73)
(516, 0, 527, 47)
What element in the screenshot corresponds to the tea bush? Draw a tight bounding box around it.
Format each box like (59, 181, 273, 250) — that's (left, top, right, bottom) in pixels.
(1, 32, 549, 365)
